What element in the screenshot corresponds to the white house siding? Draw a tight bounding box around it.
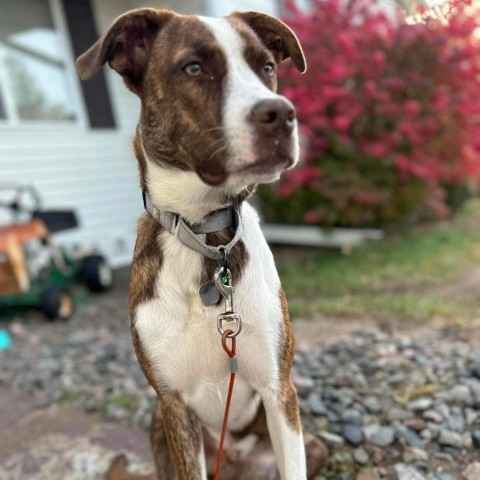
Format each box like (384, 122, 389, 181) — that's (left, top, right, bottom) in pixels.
(208, 0, 279, 16)
(0, 129, 141, 267)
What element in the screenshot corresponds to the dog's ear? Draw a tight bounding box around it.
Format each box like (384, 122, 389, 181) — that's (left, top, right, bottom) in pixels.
(231, 11, 306, 73)
(76, 8, 173, 87)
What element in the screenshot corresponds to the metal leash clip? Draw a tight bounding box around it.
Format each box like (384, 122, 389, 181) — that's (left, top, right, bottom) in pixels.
(214, 266, 242, 338)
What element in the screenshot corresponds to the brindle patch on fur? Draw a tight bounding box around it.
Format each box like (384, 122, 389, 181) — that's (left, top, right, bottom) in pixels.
(129, 212, 163, 389)
(226, 16, 278, 91)
(149, 399, 185, 480)
(133, 131, 148, 191)
(129, 213, 163, 317)
(161, 392, 203, 480)
(278, 287, 301, 432)
(140, 16, 230, 184)
(229, 12, 306, 74)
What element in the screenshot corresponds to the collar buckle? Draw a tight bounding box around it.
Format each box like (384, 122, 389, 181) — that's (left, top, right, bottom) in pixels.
(142, 190, 243, 261)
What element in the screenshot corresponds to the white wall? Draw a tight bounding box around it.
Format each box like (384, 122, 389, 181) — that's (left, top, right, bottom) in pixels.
(208, 0, 279, 16)
(0, 129, 142, 267)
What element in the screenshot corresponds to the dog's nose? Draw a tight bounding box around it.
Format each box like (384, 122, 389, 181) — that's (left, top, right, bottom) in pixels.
(250, 98, 296, 135)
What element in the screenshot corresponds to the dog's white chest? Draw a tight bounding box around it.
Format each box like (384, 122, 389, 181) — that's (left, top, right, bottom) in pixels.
(134, 203, 283, 432)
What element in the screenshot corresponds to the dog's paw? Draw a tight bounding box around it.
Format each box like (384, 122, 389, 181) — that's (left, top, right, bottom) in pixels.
(305, 432, 329, 479)
(106, 454, 129, 480)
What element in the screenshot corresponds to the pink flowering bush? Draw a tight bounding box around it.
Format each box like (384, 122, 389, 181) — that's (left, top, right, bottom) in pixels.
(259, 0, 480, 227)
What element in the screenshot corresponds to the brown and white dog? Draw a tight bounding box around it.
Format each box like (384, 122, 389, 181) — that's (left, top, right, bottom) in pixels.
(77, 8, 327, 480)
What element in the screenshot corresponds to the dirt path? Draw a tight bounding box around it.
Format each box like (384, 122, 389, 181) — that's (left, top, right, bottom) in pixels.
(0, 386, 153, 480)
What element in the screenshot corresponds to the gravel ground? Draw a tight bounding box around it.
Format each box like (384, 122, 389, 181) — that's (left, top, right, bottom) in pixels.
(1, 268, 480, 480)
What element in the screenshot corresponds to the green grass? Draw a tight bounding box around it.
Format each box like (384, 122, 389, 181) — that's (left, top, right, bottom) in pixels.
(280, 200, 480, 322)
(317, 449, 360, 480)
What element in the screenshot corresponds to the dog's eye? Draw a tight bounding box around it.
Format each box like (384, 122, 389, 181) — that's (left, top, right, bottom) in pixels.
(184, 62, 202, 76)
(263, 63, 275, 77)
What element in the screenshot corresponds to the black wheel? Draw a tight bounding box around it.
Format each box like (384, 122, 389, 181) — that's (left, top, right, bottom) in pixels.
(81, 255, 112, 292)
(40, 287, 74, 321)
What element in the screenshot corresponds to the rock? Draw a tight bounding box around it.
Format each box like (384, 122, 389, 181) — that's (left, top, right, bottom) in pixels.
(342, 424, 364, 445)
(394, 463, 428, 480)
(403, 447, 429, 463)
(292, 376, 314, 398)
(435, 403, 450, 420)
(447, 410, 465, 432)
(363, 424, 381, 441)
(438, 429, 463, 449)
(318, 431, 345, 448)
(414, 354, 429, 365)
(326, 410, 341, 423)
(465, 408, 479, 426)
(462, 462, 480, 480)
(363, 396, 383, 413)
(307, 393, 327, 416)
(357, 469, 380, 480)
(352, 447, 369, 465)
(395, 425, 425, 449)
(471, 429, 480, 448)
(389, 372, 407, 385)
(448, 385, 472, 405)
(463, 432, 473, 449)
(372, 426, 396, 448)
(341, 408, 363, 426)
(423, 410, 444, 423)
(433, 473, 454, 480)
(404, 418, 426, 432)
(408, 398, 433, 412)
(471, 363, 480, 379)
(388, 408, 414, 422)
(420, 429, 434, 443)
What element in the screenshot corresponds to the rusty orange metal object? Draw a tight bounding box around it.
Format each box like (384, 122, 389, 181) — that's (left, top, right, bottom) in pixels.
(0, 219, 48, 294)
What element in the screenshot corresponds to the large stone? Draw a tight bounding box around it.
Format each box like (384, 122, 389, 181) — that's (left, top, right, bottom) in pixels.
(353, 447, 369, 465)
(423, 410, 443, 423)
(408, 398, 433, 412)
(402, 446, 429, 463)
(292, 376, 314, 398)
(447, 407, 465, 432)
(449, 385, 472, 405)
(471, 363, 480, 379)
(318, 431, 345, 448)
(308, 393, 327, 416)
(363, 396, 383, 414)
(471, 429, 480, 448)
(341, 408, 363, 426)
(342, 424, 364, 445)
(433, 473, 454, 480)
(394, 463, 428, 480)
(438, 429, 463, 449)
(372, 426, 396, 448)
(465, 408, 479, 426)
(357, 469, 381, 480)
(462, 462, 480, 480)
(395, 425, 425, 449)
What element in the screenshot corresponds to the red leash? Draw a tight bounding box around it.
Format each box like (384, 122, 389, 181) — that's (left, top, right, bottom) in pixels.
(213, 329, 237, 480)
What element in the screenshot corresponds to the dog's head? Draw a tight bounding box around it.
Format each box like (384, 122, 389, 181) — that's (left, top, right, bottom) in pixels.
(77, 9, 305, 198)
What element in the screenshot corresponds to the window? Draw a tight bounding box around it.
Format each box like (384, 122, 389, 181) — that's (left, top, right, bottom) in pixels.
(0, 0, 77, 124)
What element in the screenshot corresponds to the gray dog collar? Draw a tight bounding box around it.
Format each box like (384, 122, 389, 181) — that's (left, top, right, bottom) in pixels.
(143, 191, 243, 261)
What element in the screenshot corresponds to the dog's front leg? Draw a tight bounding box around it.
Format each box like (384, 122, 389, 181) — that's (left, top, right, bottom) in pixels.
(261, 380, 307, 480)
(159, 391, 206, 480)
